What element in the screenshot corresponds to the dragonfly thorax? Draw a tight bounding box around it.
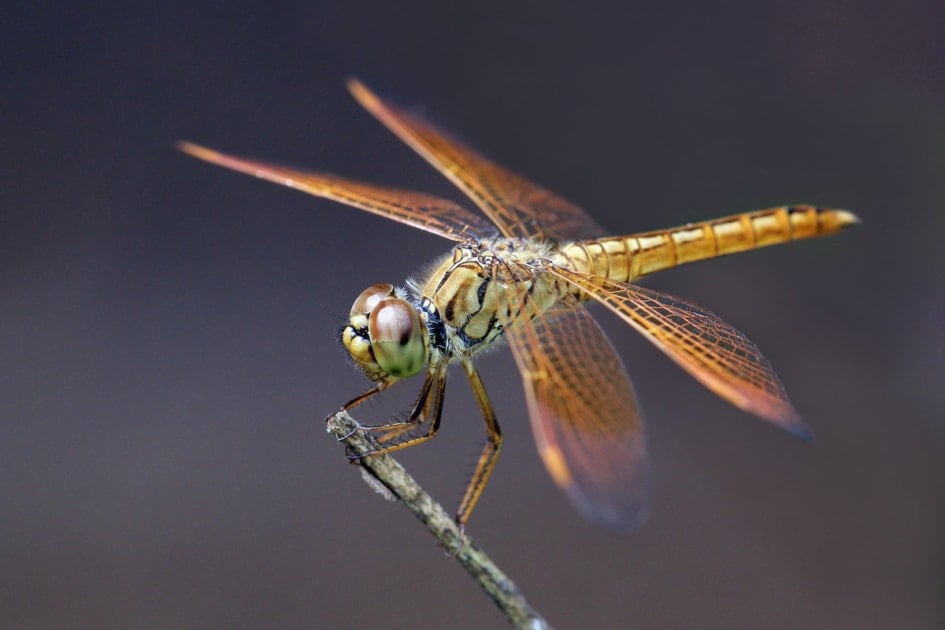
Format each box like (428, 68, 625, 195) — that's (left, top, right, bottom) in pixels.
(341, 283, 428, 381)
(415, 239, 567, 356)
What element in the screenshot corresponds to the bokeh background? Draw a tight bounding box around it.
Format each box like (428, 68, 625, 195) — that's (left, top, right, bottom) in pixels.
(4, 2, 943, 628)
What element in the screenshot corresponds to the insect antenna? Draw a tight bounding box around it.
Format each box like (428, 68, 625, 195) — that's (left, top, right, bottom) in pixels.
(322, 303, 347, 320)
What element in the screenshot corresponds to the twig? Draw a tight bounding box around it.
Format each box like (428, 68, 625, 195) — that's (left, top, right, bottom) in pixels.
(326, 410, 551, 629)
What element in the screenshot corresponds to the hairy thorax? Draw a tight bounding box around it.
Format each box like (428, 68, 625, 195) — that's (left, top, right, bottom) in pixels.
(412, 238, 577, 357)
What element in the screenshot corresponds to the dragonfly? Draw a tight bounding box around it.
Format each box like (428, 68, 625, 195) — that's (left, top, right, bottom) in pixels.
(179, 80, 858, 533)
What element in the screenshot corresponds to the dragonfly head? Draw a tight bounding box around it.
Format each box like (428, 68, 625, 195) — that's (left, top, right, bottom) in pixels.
(341, 283, 428, 381)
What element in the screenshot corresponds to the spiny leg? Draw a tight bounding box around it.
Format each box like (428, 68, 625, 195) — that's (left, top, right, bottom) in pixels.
(337, 371, 425, 440)
(340, 378, 395, 412)
(456, 360, 503, 529)
(344, 366, 448, 458)
(372, 369, 446, 450)
(330, 380, 394, 441)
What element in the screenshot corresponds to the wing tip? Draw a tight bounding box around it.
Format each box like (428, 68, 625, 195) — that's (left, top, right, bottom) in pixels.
(727, 387, 814, 443)
(346, 77, 381, 112)
(584, 502, 651, 536)
(560, 457, 652, 536)
(763, 400, 814, 443)
(786, 418, 815, 444)
(539, 445, 652, 535)
(755, 402, 815, 443)
(176, 140, 217, 162)
(174, 140, 210, 156)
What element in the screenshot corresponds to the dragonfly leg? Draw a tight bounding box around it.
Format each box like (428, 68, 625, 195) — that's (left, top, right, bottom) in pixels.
(348, 367, 448, 457)
(331, 380, 394, 441)
(455, 361, 503, 528)
(337, 378, 424, 438)
(341, 380, 392, 411)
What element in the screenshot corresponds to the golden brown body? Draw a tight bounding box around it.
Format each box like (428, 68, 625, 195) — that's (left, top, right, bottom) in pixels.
(561, 204, 857, 281)
(179, 80, 858, 533)
(421, 205, 856, 358)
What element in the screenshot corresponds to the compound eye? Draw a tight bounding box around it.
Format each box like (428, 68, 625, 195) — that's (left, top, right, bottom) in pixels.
(369, 298, 427, 379)
(349, 283, 396, 320)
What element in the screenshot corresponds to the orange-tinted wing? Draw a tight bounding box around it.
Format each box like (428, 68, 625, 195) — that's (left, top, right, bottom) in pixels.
(177, 141, 498, 242)
(348, 79, 605, 241)
(548, 266, 812, 441)
(503, 301, 650, 533)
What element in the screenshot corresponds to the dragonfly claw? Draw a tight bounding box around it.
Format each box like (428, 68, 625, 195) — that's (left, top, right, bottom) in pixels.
(446, 521, 469, 557)
(345, 446, 369, 463)
(336, 423, 362, 442)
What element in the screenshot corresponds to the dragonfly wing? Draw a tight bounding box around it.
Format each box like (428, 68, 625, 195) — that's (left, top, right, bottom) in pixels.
(347, 79, 606, 241)
(548, 266, 812, 440)
(503, 301, 650, 533)
(177, 141, 497, 242)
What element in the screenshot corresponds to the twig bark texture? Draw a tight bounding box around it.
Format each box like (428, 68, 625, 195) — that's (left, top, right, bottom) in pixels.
(326, 410, 550, 629)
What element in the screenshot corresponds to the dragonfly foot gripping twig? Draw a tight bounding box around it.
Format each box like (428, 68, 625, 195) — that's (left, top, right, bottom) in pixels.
(325, 410, 550, 629)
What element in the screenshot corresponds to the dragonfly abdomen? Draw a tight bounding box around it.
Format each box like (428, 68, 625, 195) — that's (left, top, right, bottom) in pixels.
(562, 205, 858, 282)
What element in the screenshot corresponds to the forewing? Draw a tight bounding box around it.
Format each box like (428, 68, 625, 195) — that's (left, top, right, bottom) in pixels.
(347, 80, 606, 241)
(177, 141, 497, 242)
(503, 301, 650, 533)
(548, 266, 812, 440)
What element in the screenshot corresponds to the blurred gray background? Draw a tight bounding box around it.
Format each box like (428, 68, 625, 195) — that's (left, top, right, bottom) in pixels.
(3, 2, 943, 628)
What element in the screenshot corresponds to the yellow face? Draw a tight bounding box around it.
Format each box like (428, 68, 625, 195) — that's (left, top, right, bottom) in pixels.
(341, 283, 428, 382)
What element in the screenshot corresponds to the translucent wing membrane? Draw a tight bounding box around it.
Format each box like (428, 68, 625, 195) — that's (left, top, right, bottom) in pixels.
(347, 79, 605, 241)
(502, 289, 650, 532)
(179, 80, 850, 533)
(548, 266, 811, 440)
(177, 141, 497, 242)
